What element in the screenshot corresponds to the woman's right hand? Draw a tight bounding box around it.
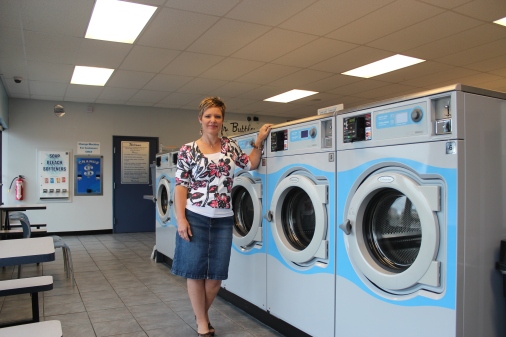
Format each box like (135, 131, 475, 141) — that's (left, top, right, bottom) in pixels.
(177, 218, 192, 242)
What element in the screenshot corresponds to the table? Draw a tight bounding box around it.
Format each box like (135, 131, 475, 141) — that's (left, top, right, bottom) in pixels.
(0, 204, 46, 230)
(0, 237, 55, 267)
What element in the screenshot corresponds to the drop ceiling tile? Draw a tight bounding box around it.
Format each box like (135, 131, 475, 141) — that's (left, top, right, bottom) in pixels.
(124, 101, 155, 107)
(163, 0, 241, 16)
(326, 0, 444, 44)
(98, 87, 138, 101)
(30, 80, 67, 96)
(454, 0, 506, 21)
(476, 78, 506, 91)
(107, 70, 156, 89)
(200, 58, 264, 81)
(154, 102, 184, 109)
(327, 79, 391, 96)
(63, 96, 96, 103)
(436, 38, 506, 67)
(299, 74, 362, 92)
(406, 24, 506, 61)
(221, 97, 258, 110)
(76, 39, 132, 69)
(176, 77, 229, 95)
(232, 28, 318, 63)
(95, 99, 128, 105)
(120, 46, 181, 73)
(65, 84, 103, 99)
(161, 52, 224, 77)
(187, 18, 271, 56)
(272, 38, 357, 68)
(235, 64, 301, 85)
(355, 83, 422, 99)
(226, 0, 314, 26)
(0, 58, 28, 78)
(137, 8, 219, 50)
(20, 0, 93, 37)
(30, 94, 64, 101)
(0, 0, 21, 28)
(451, 73, 504, 86)
(416, 0, 472, 9)
(211, 82, 260, 97)
(124, 0, 166, 5)
(4, 80, 30, 95)
(279, 0, 394, 35)
(294, 92, 345, 106)
(367, 12, 482, 53)
(143, 74, 193, 91)
(27, 60, 74, 83)
(158, 92, 203, 106)
(0, 42, 24, 59)
(0, 28, 22, 46)
(489, 67, 506, 77)
(401, 67, 479, 87)
(310, 46, 391, 74)
(269, 69, 334, 88)
(465, 55, 506, 72)
(128, 90, 169, 103)
(24, 31, 81, 64)
(237, 85, 286, 100)
(373, 61, 453, 83)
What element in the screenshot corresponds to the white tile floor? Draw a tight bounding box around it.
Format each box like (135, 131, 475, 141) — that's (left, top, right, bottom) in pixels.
(0, 233, 283, 337)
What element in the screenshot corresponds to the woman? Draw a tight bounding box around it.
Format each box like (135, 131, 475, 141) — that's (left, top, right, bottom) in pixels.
(172, 96, 272, 337)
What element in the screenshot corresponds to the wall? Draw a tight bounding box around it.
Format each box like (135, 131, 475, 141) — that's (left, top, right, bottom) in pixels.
(0, 81, 7, 128)
(3, 98, 289, 232)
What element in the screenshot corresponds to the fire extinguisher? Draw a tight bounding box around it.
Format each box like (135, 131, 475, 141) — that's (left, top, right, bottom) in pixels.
(8, 175, 25, 201)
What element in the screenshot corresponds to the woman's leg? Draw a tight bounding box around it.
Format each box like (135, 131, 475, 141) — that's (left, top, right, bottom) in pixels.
(188, 279, 222, 333)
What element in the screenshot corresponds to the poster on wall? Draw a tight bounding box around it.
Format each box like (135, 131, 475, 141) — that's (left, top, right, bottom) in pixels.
(38, 149, 70, 200)
(74, 156, 103, 196)
(121, 141, 149, 184)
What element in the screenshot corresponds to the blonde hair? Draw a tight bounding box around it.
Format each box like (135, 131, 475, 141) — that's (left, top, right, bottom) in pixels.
(198, 97, 226, 119)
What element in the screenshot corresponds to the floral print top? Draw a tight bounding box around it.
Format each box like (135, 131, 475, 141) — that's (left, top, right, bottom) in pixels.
(175, 137, 251, 212)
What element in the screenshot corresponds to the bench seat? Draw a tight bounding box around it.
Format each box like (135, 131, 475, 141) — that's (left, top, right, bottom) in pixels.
(0, 320, 62, 337)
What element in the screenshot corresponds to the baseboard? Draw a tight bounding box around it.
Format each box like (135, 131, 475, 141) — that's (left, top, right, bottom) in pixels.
(48, 229, 113, 236)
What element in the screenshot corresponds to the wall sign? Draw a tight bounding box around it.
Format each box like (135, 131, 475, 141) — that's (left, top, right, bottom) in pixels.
(77, 142, 100, 155)
(38, 149, 70, 199)
(75, 156, 103, 195)
(121, 141, 149, 184)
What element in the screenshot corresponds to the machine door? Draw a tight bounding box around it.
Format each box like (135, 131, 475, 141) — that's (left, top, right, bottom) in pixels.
(156, 176, 171, 225)
(343, 171, 441, 291)
(232, 175, 262, 248)
(269, 174, 328, 264)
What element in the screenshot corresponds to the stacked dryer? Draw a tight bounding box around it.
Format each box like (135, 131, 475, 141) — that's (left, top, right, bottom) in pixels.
(224, 132, 267, 310)
(264, 114, 336, 337)
(155, 151, 178, 262)
(335, 84, 506, 337)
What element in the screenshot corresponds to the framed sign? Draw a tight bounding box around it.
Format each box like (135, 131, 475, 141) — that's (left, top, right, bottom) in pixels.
(38, 149, 70, 199)
(75, 156, 103, 196)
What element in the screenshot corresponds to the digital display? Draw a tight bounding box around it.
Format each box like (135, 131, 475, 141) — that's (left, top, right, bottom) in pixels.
(395, 112, 408, 124)
(301, 130, 308, 138)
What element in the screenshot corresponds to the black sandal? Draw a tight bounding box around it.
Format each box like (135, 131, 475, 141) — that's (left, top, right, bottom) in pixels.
(197, 333, 212, 337)
(208, 322, 215, 336)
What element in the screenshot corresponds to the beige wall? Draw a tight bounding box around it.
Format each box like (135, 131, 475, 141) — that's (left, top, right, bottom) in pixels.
(2, 98, 290, 232)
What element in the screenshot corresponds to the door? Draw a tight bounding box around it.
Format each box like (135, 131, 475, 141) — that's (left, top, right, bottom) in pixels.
(113, 136, 158, 233)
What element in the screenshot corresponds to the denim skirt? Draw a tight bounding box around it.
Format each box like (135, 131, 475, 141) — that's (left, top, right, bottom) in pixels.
(171, 209, 233, 280)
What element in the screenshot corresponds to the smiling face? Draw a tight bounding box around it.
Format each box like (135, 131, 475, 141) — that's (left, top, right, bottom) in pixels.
(199, 106, 224, 137)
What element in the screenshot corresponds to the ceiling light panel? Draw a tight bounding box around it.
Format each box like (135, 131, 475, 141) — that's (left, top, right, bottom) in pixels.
(71, 66, 114, 86)
(494, 17, 506, 27)
(86, 0, 157, 44)
(342, 54, 425, 78)
(264, 89, 318, 103)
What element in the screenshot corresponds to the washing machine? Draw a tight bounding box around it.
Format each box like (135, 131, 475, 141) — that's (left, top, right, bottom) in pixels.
(155, 151, 178, 261)
(335, 84, 506, 337)
(222, 132, 267, 310)
(265, 114, 336, 337)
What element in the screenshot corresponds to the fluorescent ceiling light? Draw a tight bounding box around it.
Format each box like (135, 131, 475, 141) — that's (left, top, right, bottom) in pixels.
(71, 66, 114, 86)
(342, 54, 425, 78)
(264, 89, 319, 103)
(494, 17, 506, 27)
(85, 0, 157, 44)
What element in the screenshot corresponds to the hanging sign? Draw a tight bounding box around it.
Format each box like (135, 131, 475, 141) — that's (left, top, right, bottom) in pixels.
(75, 156, 103, 195)
(38, 149, 70, 199)
(121, 141, 149, 184)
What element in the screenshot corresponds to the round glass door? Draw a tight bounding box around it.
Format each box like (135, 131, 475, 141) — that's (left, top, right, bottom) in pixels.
(281, 187, 315, 251)
(231, 176, 262, 247)
(156, 178, 171, 224)
(232, 186, 254, 236)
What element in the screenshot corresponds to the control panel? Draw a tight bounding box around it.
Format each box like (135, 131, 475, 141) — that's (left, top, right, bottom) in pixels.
(271, 119, 333, 152)
(343, 114, 371, 143)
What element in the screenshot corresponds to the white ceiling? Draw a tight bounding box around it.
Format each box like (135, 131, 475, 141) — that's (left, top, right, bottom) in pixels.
(1, 0, 506, 118)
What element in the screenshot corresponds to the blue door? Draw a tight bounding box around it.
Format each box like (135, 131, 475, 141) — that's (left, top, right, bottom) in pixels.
(113, 136, 158, 233)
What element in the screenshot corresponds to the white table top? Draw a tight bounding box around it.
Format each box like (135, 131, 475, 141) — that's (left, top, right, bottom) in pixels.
(0, 320, 62, 337)
(0, 237, 55, 267)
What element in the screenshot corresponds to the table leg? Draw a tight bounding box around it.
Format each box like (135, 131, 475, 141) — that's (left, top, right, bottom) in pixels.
(31, 292, 40, 322)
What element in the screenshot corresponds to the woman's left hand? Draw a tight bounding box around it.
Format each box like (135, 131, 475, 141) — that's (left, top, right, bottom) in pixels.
(257, 124, 273, 143)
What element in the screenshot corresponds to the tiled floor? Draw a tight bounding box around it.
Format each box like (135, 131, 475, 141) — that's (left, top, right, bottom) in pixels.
(0, 233, 283, 337)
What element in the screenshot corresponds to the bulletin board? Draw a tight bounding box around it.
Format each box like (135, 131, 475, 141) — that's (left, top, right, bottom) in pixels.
(74, 156, 103, 196)
(38, 149, 71, 200)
